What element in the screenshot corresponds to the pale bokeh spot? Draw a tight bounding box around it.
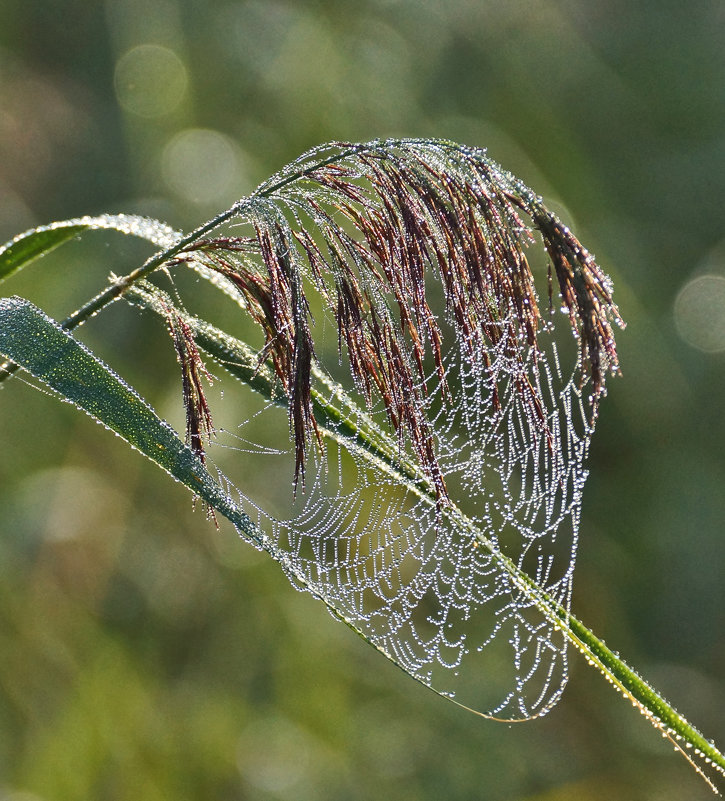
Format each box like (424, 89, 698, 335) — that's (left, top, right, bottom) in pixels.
(114, 44, 187, 118)
(674, 275, 725, 353)
(161, 128, 244, 206)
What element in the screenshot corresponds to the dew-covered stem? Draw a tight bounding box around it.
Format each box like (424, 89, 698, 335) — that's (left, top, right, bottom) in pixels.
(125, 281, 725, 792)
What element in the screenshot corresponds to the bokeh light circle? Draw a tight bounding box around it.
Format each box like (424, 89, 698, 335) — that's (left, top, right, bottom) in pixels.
(114, 44, 187, 118)
(674, 274, 725, 353)
(161, 128, 243, 206)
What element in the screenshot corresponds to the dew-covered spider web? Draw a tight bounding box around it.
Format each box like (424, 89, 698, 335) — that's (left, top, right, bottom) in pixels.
(155, 139, 622, 721)
(214, 322, 592, 720)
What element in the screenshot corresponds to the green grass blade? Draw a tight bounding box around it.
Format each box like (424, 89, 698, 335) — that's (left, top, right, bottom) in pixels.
(0, 224, 87, 281)
(2, 291, 723, 790)
(0, 296, 256, 542)
(0, 293, 410, 640)
(0, 215, 182, 283)
(0, 215, 184, 383)
(125, 283, 725, 793)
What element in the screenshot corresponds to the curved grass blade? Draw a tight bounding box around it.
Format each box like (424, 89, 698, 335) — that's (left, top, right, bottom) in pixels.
(0, 206, 251, 387)
(1, 138, 723, 790)
(0, 293, 471, 706)
(0, 214, 182, 283)
(0, 215, 184, 383)
(125, 283, 725, 792)
(0, 223, 88, 281)
(0, 293, 723, 790)
(0, 294, 419, 641)
(0, 296, 256, 538)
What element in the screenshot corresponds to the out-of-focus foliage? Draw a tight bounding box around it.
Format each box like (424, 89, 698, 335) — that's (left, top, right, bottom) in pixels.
(0, 1, 724, 799)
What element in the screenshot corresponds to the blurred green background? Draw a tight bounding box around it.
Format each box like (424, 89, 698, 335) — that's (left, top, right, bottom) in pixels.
(1, 1, 725, 799)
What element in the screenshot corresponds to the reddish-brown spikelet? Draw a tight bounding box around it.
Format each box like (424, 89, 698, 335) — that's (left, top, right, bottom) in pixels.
(158, 294, 218, 523)
(160, 302, 215, 459)
(177, 140, 622, 503)
(534, 213, 622, 397)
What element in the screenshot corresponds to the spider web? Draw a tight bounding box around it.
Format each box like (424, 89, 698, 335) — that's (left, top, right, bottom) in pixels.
(163, 139, 617, 720)
(207, 303, 592, 720)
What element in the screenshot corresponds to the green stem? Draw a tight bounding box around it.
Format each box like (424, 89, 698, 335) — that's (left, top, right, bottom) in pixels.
(0, 210, 231, 381)
(61, 144, 370, 329)
(1, 138, 722, 789)
(0, 143, 369, 383)
(126, 281, 725, 792)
